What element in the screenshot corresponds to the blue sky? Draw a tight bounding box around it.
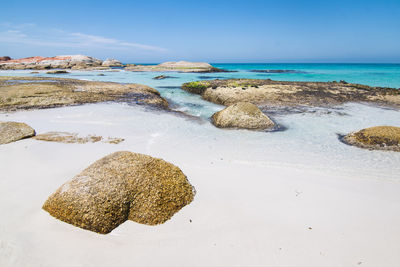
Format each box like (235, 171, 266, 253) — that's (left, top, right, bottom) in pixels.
(1, 0, 400, 63)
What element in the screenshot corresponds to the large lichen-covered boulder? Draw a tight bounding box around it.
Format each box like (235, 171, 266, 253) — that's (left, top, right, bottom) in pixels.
(343, 126, 400, 152)
(0, 121, 36, 144)
(211, 102, 275, 130)
(43, 151, 196, 234)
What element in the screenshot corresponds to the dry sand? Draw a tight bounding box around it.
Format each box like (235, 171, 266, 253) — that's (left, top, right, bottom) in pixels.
(0, 102, 400, 267)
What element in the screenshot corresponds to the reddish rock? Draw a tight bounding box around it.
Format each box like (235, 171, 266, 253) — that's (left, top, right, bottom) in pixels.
(0, 55, 103, 70)
(0, 56, 11, 62)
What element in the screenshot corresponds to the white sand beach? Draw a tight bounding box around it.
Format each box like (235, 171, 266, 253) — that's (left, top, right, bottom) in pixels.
(1, 102, 400, 267)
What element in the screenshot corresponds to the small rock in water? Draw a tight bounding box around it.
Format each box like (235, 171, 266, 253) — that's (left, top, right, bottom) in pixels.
(46, 70, 69, 74)
(343, 126, 400, 152)
(211, 102, 275, 130)
(153, 75, 175, 80)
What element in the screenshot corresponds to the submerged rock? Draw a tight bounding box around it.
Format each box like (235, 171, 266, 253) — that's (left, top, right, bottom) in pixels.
(43, 151, 196, 234)
(212, 102, 275, 130)
(250, 69, 301, 73)
(0, 121, 35, 144)
(343, 126, 400, 152)
(46, 70, 69, 74)
(153, 75, 175, 80)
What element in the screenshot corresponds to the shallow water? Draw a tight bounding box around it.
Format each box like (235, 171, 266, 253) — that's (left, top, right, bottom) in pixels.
(0, 65, 399, 180)
(2, 63, 400, 118)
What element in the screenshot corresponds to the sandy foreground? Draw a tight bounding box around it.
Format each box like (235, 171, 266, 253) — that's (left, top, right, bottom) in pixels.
(1, 102, 400, 267)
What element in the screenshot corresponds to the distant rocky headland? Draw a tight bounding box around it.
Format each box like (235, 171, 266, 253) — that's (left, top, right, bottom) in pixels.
(0, 55, 123, 70)
(0, 55, 227, 73)
(125, 61, 229, 73)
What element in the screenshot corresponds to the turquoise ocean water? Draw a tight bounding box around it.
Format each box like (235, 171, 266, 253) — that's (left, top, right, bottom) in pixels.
(1, 63, 399, 179)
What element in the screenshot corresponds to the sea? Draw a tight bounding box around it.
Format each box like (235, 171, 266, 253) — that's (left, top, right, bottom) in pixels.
(1, 63, 400, 119)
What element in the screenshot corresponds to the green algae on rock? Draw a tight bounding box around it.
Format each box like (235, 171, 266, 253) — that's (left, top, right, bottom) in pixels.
(212, 102, 275, 130)
(43, 151, 196, 234)
(0, 121, 36, 144)
(0, 76, 169, 111)
(343, 126, 400, 152)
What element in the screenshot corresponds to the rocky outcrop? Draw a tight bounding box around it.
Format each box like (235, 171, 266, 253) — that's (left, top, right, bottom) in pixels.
(0, 121, 35, 144)
(125, 61, 228, 73)
(343, 126, 400, 152)
(0, 55, 103, 70)
(158, 61, 213, 69)
(212, 102, 275, 130)
(0, 56, 11, 62)
(0, 76, 169, 111)
(43, 151, 196, 234)
(33, 132, 124, 144)
(182, 79, 400, 109)
(102, 59, 123, 67)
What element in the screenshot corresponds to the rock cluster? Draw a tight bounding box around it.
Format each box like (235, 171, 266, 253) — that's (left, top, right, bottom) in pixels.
(0, 121, 35, 144)
(0, 55, 226, 73)
(0, 55, 109, 70)
(43, 151, 196, 234)
(212, 102, 275, 130)
(343, 126, 400, 152)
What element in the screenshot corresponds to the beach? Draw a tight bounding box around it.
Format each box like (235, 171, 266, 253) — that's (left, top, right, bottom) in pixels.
(2, 0, 400, 264)
(1, 91, 400, 266)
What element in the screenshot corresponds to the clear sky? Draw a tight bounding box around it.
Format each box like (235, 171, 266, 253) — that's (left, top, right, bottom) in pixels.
(1, 0, 400, 63)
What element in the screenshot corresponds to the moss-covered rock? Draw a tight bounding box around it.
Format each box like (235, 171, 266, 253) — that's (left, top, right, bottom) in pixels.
(211, 102, 275, 130)
(43, 151, 195, 234)
(343, 126, 400, 152)
(0, 121, 35, 144)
